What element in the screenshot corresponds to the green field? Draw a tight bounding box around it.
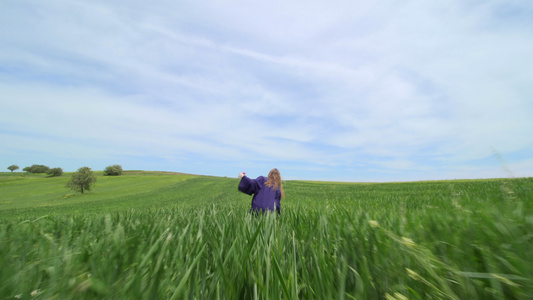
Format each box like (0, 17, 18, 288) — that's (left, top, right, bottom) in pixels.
(1, 172, 532, 299)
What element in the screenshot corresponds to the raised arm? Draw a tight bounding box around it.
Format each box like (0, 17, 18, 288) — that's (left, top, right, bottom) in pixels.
(238, 175, 260, 195)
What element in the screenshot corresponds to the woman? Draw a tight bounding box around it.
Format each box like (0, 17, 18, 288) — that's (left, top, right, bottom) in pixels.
(238, 168, 285, 214)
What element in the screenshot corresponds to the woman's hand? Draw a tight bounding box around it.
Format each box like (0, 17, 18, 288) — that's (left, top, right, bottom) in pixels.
(238, 172, 246, 178)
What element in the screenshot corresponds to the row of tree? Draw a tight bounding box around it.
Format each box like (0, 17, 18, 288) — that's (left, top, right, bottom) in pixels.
(6, 164, 123, 176)
(8, 164, 63, 177)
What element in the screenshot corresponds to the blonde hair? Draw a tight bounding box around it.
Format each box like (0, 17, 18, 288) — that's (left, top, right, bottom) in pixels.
(265, 168, 285, 199)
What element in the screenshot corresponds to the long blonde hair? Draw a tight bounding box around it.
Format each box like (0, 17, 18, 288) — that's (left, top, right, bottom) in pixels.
(265, 168, 285, 199)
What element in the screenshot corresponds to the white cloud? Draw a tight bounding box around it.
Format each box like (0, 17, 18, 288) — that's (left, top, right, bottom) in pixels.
(1, 0, 532, 180)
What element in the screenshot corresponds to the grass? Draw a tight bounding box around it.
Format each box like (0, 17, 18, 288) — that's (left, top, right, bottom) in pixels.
(0, 172, 532, 299)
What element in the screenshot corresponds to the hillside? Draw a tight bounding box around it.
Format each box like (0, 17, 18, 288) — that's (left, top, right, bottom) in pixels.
(0, 171, 244, 219)
(3, 171, 530, 218)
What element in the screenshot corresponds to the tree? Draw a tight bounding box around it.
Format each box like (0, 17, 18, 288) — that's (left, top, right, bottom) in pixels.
(23, 164, 50, 174)
(66, 167, 96, 194)
(47, 167, 63, 177)
(104, 164, 123, 176)
(7, 165, 19, 172)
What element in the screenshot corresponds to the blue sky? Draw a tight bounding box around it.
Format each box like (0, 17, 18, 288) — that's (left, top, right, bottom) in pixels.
(1, 0, 532, 182)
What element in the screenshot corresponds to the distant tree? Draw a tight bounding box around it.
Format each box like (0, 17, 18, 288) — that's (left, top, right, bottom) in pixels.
(23, 164, 50, 174)
(7, 165, 19, 172)
(104, 164, 123, 176)
(66, 167, 96, 194)
(47, 167, 63, 177)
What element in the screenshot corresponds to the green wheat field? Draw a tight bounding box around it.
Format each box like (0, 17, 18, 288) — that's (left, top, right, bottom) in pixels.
(1, 171, 532, 299)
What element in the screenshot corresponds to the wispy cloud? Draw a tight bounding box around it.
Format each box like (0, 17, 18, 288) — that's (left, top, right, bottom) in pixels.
(1, 0, 532, 181)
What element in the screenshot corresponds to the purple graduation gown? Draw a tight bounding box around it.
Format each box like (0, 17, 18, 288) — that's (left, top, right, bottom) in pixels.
(238, 176, 281, 214)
